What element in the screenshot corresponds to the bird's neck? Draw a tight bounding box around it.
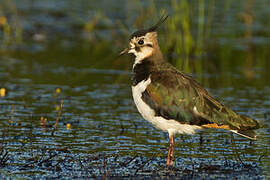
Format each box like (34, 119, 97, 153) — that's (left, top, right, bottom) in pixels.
(132, 47, 164, 86)
(133, 46, 163, 69)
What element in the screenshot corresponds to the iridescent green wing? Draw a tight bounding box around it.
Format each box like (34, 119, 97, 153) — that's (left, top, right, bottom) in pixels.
(144, 66, 259, 130)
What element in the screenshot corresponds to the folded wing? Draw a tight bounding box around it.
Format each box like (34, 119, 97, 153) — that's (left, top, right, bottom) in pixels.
(142, 65, 260, 139)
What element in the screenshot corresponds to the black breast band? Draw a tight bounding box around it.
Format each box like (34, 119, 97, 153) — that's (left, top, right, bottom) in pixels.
(132, 59, 152, 86)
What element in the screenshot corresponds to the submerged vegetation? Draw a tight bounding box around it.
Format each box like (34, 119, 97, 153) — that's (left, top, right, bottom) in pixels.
(0, 0, 269, 178)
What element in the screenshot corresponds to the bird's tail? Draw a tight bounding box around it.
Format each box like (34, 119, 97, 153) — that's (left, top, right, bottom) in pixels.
(230, 115, 260, 140)
(230, 129, 257, 140)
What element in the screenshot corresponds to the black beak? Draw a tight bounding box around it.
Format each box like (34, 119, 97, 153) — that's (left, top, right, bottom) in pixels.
(119, 47, 129, 55)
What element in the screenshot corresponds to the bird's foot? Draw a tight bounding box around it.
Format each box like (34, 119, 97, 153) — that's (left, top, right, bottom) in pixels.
(166, 155, 174, 167)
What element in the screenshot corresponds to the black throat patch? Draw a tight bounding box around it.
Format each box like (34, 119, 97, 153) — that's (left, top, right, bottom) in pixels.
(132, 59, 152, 86)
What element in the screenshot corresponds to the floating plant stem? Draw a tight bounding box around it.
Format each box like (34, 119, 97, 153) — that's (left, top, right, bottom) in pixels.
(51, 100, 64, 136)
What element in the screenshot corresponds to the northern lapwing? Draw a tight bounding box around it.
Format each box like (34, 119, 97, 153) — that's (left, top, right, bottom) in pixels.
(120, 15, 260, 166)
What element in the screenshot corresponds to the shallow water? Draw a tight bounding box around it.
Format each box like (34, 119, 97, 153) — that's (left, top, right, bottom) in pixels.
(0, 0, 269, 179)
(0, 58, 269, 178)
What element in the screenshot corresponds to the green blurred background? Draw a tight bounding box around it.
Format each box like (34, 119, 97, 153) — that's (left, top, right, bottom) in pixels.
(1, 0, 269, 85)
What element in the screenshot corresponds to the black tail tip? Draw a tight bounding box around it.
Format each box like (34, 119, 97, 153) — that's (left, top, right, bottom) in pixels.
(231, 129, 257, 140)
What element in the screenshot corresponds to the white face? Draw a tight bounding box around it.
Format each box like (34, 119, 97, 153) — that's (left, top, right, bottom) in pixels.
(128, 32, 155, 62)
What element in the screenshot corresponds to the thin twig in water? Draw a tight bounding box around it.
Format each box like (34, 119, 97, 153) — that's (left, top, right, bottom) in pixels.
(102, 153, 111, 179)
(258, 153, 266, 162)
(0, 148, 9, 167)
(78, 156, 92, 175)
(103, 153, 107, 173)
(133, 122, 138, 137)
(37, 152, 58, 166)
(9, 104, 14, 123)
(134, 155, 155, 175)
(120, 121, 125, 135)
(51, 100, 64, 136)
(122, 155, 138, 167)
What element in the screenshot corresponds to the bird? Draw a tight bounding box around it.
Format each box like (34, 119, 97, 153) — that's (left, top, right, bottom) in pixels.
(120, 15, 260, 167)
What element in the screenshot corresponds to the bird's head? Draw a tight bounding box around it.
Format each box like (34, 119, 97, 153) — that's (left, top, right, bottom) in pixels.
(120, 15, 168, 61)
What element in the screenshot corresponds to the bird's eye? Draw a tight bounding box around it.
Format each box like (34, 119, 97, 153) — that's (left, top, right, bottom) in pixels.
(138, 39, 144, 45)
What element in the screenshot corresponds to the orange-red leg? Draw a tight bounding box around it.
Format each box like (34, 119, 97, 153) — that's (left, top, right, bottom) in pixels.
(166, 135, 175, 166)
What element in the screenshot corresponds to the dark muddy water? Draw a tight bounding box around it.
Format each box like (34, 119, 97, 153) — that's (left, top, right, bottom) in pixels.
(0, 0, 269, 179)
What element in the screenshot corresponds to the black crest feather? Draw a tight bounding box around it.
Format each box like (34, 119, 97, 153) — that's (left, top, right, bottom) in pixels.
(148, 14, 169, 32)
(130, 14, 169, 39)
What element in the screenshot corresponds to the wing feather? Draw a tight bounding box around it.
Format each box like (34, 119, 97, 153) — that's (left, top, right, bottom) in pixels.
(143, 64, 259, 132)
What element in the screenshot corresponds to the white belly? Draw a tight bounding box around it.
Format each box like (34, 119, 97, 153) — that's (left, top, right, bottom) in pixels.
(132, 77, 202, 136)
